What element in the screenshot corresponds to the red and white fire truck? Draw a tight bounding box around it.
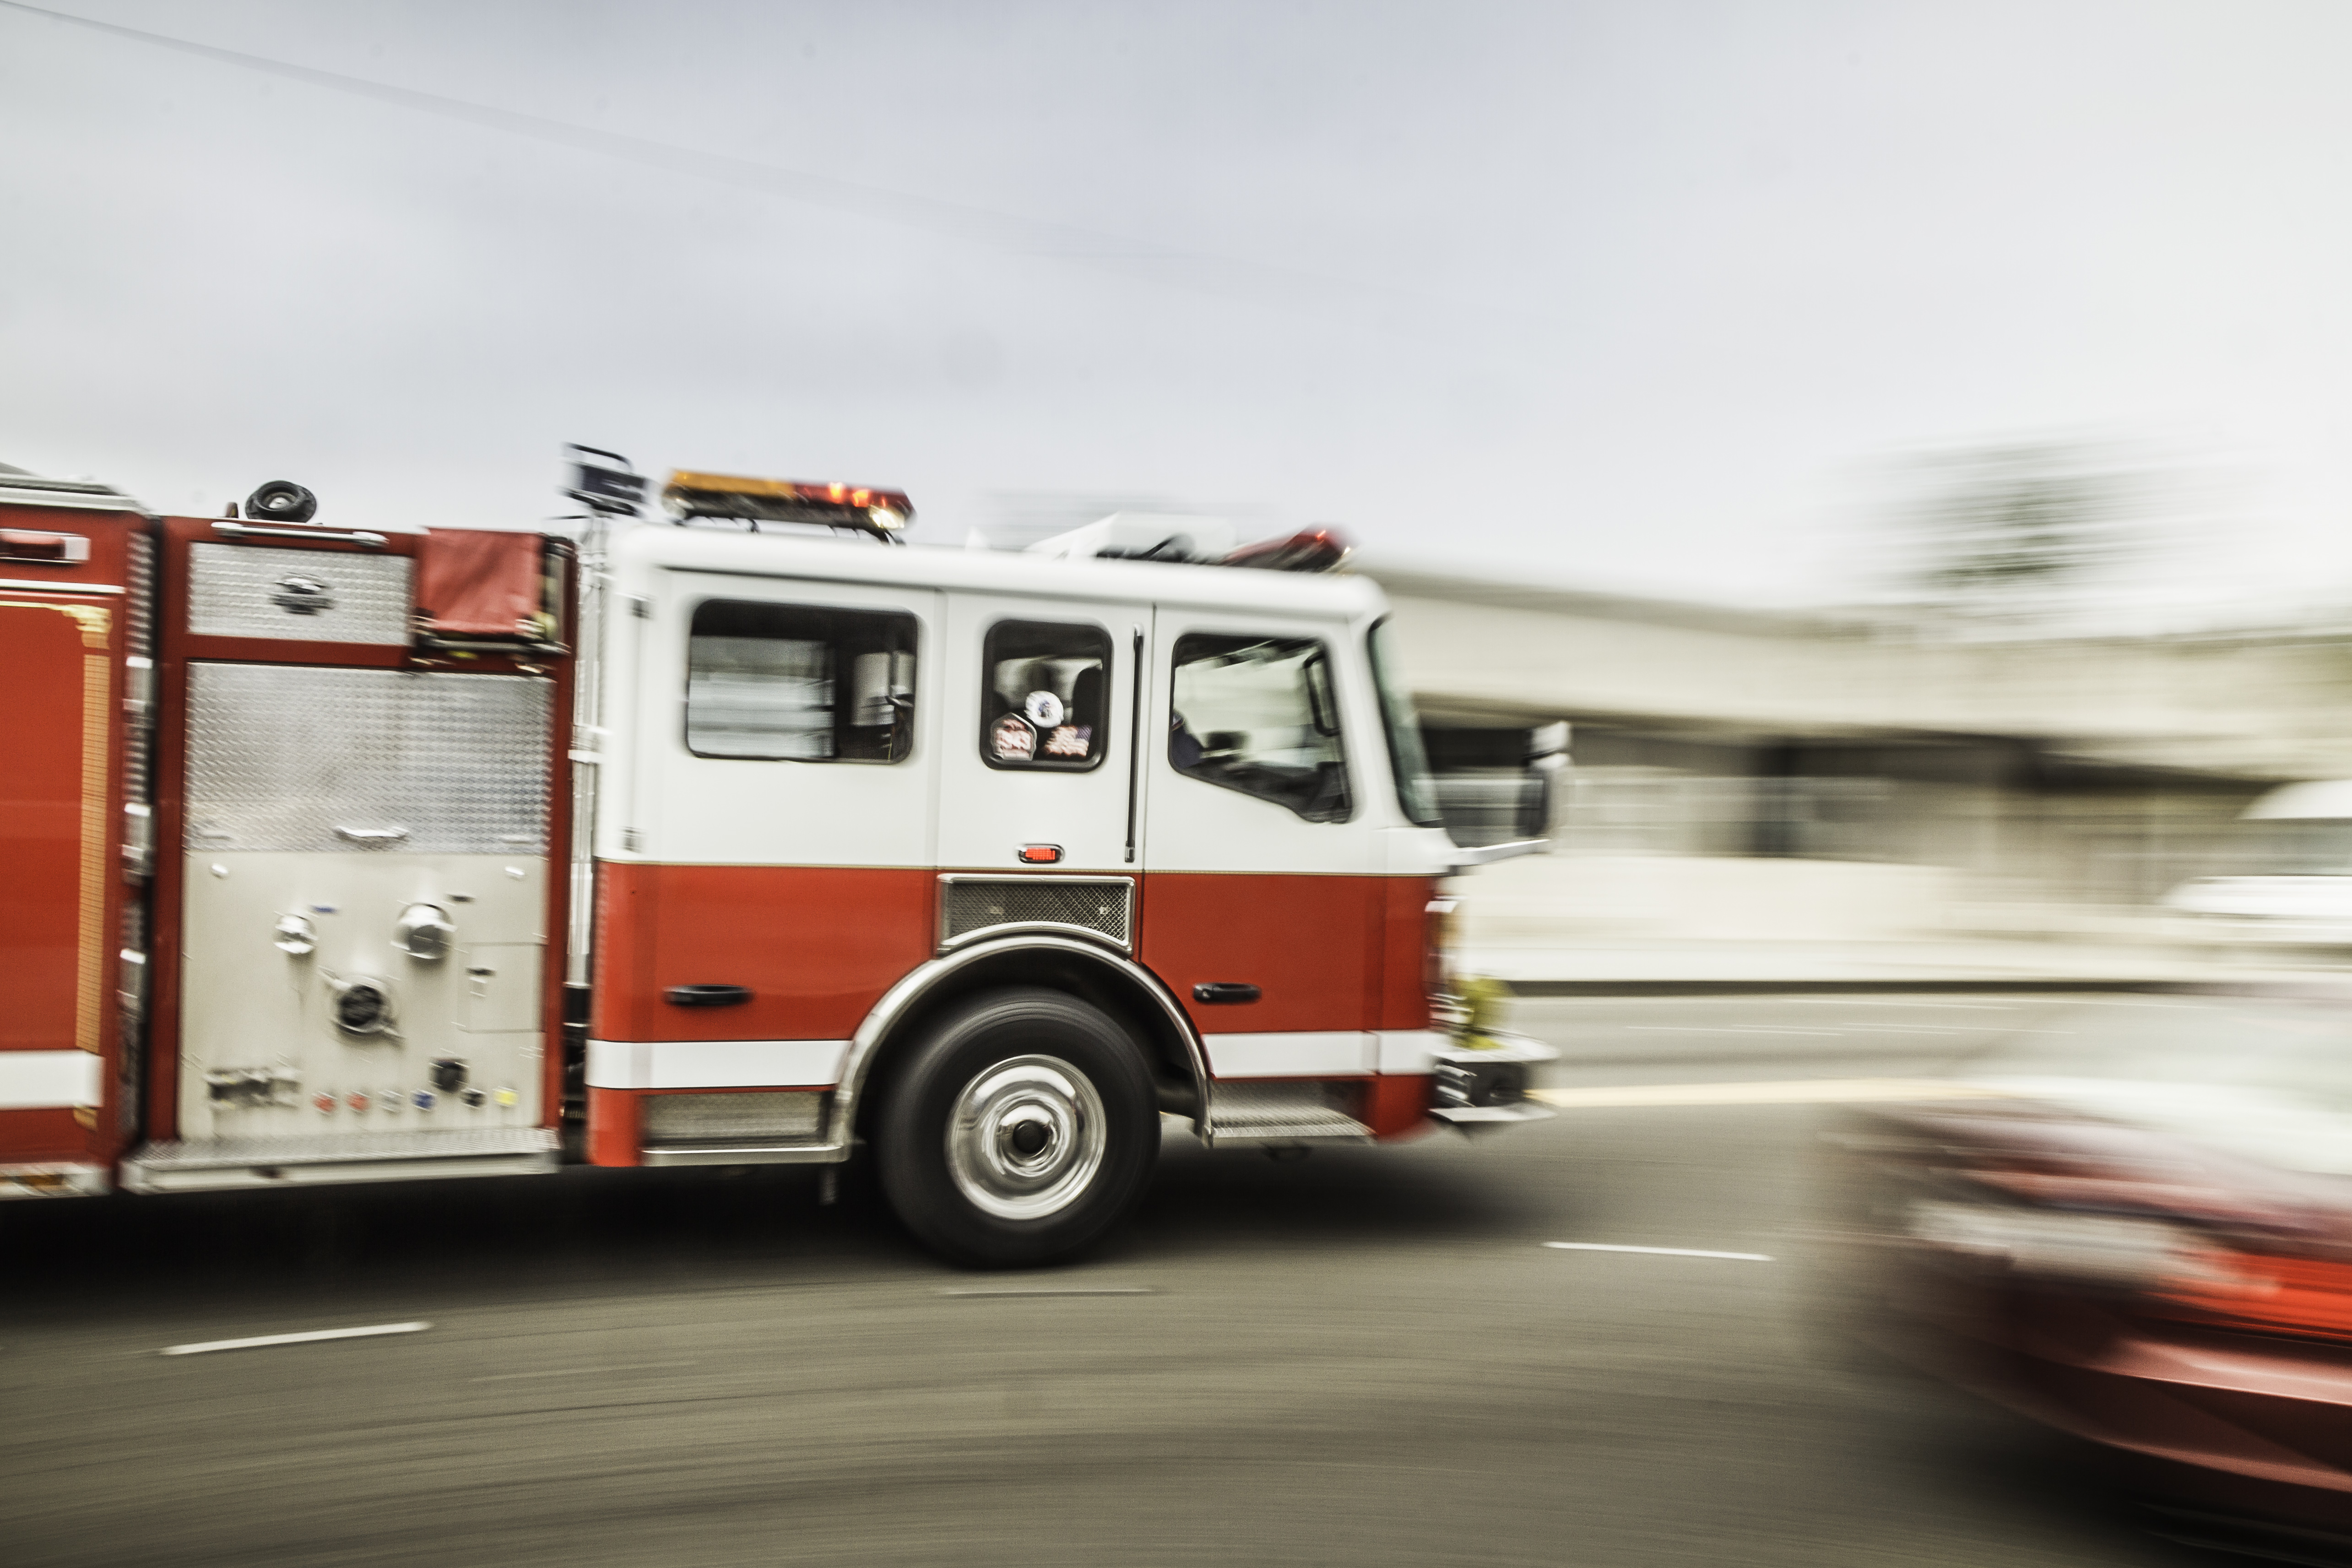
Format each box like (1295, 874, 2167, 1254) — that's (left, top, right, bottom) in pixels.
(0, 450, 1550, 1264)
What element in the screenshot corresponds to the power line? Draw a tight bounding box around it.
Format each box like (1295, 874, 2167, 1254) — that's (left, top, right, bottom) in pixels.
(0, 0, 1464, 325)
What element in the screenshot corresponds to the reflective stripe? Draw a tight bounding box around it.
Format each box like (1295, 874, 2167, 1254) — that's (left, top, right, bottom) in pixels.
(585, 1038, 850, 1090)
(1204, 1031, 1374, 1079)
(0, 1050, 103, 1109)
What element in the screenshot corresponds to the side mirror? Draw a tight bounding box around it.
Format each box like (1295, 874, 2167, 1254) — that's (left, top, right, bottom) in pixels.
(1524, 723, 1571, 842)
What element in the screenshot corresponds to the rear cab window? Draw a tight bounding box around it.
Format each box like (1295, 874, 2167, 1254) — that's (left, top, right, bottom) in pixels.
(685, 598, 918, 763)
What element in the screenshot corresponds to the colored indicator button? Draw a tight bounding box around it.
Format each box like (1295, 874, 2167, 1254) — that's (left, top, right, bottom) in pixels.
(346, 1091, 369, 1112)
(412, 1090, 435, 1111)
(460, 1088, 486, 1108)
(493, 1087, 518, 1108)
(379, 1091, 403, 1112)
(313, 1092, 336, 1115)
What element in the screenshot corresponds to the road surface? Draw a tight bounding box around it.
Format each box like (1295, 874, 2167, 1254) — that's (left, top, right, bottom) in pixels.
(2, 994, 2232, 1566)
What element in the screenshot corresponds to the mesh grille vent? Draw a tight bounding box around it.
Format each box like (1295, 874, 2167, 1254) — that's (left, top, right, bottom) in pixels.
(641, 1092, 824, 1145)
(940, 877, 1133, 949)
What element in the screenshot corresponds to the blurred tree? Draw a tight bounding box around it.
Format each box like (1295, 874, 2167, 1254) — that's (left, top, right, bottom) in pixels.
(1897, 441, 2146, 616)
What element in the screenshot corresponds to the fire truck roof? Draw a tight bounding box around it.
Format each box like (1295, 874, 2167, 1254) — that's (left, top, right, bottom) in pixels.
(609, 521, 1389, 621)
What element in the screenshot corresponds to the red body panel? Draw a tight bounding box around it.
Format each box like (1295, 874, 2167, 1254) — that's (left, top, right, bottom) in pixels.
(0, 593, 102, 1052)
(591, 863, 936, 1042)
(1377, 875, 1439, 1032)
(586, 1086, 640, 1166)
(1362, 1074, 1434, 1139)
(0, 504, 139, 1170)
(1140, 872, 1426, 1036)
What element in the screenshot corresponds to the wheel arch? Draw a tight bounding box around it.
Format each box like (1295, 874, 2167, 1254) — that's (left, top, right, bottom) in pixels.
(833, 936, 1207, 1149)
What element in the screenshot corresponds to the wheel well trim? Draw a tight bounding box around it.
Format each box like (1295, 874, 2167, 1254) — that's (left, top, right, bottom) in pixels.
(830, 935, 1209, 1144)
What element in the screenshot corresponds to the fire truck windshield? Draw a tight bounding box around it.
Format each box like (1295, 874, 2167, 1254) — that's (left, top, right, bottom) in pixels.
(1369, 619, 1442, 827)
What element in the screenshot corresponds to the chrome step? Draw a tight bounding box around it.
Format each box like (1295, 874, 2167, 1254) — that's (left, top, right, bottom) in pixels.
(122, 1128, 558, 1193)
(1203, 1083, 1373, 1147)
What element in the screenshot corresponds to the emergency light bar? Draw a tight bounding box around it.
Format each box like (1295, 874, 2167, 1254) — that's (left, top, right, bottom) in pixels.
(1222, 527, 1351, 573)
(662, 471, 914, 539)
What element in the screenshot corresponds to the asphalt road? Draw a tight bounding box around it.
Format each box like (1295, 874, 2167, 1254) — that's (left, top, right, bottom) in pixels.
(2, 995, 2236, 1568)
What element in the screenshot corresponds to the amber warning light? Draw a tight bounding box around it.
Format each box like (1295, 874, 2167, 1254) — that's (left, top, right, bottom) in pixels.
(663, 470, 914, 540)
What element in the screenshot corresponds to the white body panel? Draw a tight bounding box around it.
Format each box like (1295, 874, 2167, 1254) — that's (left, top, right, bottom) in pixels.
(617, 567, 942, 868)
(586, 1037, 850, 1090)
(1201, 1030, 1452, 1078)
(1203, 1031, 1376, 1078)
(1140, 604, 1392, 876)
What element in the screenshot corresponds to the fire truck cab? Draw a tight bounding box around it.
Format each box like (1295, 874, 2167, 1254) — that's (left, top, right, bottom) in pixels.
(0, 456, 1551, 1265)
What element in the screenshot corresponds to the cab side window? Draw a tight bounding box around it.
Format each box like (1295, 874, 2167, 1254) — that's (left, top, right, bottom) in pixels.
(981, 620, 1111, 770)
(686, 599, 917, 763)
(1168, 633, 1351, 823)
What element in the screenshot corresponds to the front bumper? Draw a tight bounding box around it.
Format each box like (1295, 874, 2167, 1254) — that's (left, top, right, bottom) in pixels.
(1429, 1033, 1557, 1134)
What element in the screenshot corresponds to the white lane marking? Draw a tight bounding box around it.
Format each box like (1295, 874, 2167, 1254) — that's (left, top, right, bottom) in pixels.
(1796, 999, 2018, 1009)
(1619, 1025, 1847, 1036)
(940, 1286, 1157, 1298)
(1545, 1243, 1773, 1261)
(471, 1360, 698, 1383)
(162, 1322, 430, 1356)
(1531, 1078, 2019, 1108)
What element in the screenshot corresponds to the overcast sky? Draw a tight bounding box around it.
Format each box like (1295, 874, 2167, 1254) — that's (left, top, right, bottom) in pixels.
(7, 1, 2352, 610)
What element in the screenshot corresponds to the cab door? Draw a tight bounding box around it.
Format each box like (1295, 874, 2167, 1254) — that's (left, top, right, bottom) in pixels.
(1138, 610, 1384, 1080)
(936, 594, 1144, 875)
(594, 570, 943, 1056)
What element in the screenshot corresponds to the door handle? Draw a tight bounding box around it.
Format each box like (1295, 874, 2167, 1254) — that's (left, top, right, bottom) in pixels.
(333, 825, 410, 845)
(665, 984, 753, 1008)
(1192, 982, 1260, 1005)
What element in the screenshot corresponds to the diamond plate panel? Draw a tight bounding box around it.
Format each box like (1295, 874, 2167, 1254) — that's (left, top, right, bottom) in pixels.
(940, 876, 1132, 949)
(187, 543, 415, 643)
(1206, 1082, 1372, 1144)
(642, 1092, 824, 1145)
(184, 664, 553, 852)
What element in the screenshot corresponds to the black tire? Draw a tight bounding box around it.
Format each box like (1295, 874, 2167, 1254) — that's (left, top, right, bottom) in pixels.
(874, 987, 1157, 1268)
(245, 479, 317, 523)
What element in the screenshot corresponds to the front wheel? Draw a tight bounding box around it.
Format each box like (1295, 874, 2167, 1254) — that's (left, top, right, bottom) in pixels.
(875, 988, 1158, 1267)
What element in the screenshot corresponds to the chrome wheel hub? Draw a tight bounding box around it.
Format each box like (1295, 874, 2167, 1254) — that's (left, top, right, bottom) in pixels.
(946, 1055, 1106, 1221)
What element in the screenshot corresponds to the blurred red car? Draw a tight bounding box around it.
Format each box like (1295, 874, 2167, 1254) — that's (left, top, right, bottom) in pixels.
(1817, 992, 2352, 1556)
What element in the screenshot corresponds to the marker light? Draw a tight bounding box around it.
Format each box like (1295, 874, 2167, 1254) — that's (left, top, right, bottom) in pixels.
(1018, 844, 1063, 865)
